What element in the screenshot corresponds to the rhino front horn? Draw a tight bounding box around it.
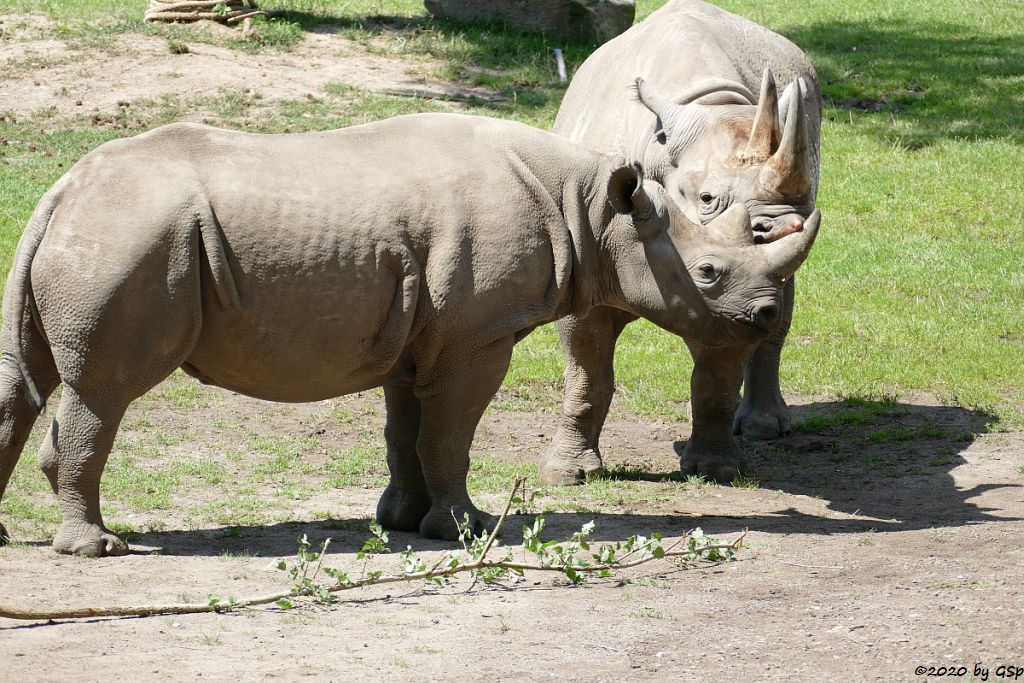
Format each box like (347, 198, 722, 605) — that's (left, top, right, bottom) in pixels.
(742, 68, 781, 162)
(764, 78, 812, 195)
(763, 209, 820, 280)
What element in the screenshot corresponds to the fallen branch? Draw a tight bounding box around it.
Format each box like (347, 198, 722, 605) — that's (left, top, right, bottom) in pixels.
(0, 477, 744, 622)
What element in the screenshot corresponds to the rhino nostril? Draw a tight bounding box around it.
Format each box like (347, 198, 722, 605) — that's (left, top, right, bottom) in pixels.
(754, 304, 779, 327)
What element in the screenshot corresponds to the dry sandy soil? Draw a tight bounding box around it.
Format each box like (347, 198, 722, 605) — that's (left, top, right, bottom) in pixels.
(1, 15, 1023, 682)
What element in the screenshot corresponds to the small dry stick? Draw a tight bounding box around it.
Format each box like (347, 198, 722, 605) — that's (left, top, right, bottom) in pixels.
(0, 477, 743, 622)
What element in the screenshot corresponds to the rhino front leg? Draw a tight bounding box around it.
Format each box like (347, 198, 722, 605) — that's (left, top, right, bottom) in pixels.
(376, 384, 432, 532)
(733, 277, 795, 439)
(416, 338, 515, 540)
(541, 308, 633, 485)
(680, 343, 757, 482)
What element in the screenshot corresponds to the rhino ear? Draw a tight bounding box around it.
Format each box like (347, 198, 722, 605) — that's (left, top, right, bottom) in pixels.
(607, 164, 666, 239)
(632, 77, 704, 148)
(608, 164, 643, 214)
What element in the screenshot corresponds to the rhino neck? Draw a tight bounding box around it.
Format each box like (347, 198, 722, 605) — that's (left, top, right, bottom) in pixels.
(560, 156, 631, 318)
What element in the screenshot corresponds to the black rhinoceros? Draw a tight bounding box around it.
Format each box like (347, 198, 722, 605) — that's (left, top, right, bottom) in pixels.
(542, 0, 822, 485)
(0, 113, 817, 556)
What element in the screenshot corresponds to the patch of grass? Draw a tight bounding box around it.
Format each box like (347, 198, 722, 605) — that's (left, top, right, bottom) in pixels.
(247, 434, 323, 479)
(2, 1, 1020, 423)
(467, 457, 534, 496)
(226, 15, 304, 52)
(795, 396, 906, 433)
(325, 443, 388, 488)
(626, 606, 664, 619)
(731, 474, 760, 490)
(0, 493, 61, 526)
(863, 423, 972, 445)
(159, 376, 205, 409)
(0, 0, 1022, 545)
(856, 529, 877, 545)
(195, 495, 280, 527)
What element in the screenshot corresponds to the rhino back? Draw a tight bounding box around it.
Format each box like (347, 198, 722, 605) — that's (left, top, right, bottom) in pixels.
(39, 116, 591, 401)
(554, 0, 818, 155)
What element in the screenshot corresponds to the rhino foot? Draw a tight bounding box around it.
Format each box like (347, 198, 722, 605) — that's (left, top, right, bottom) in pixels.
(0, 521, 9, 546)
(53, 522, 129, 558)
(419, 503, 496, 541)
(679, 442, 749, 484)
(733, 396, 791, 440)
(376, 483, 433, 532)
(539, 447, 603, 486)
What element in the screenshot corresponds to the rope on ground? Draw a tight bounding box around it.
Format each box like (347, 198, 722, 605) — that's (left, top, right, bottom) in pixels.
(144, 0, 273, 24)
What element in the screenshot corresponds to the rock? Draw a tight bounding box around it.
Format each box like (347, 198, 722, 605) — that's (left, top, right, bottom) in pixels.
(423, 0, 635, 44)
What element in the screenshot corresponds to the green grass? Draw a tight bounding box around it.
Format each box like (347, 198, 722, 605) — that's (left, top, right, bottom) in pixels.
(1, 0, 1022, 532)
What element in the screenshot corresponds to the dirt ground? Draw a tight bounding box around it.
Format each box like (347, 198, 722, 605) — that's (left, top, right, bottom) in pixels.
(1, 15, 1023, 682)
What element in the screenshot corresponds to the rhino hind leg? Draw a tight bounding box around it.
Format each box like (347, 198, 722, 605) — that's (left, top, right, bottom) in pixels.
(415, 337, 516, 541)
(733, 277, 795, 440)
(46, 387, 133, 557)
(541, 308, 632, 486)
(376, 384, 432, 532)
(0, 328, 61, 547)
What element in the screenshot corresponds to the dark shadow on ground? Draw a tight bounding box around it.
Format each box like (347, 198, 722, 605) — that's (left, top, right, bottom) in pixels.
(777, 18, 1024, 147)
(653, 398, 1023, 535)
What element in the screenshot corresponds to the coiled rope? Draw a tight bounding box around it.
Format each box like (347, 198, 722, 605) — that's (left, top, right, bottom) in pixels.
(144, 0, 270, 23)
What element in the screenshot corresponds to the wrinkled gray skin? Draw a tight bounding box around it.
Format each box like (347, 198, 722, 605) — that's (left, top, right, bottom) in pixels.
(543, 0, 822, 485)
(0, 112, 818, 556)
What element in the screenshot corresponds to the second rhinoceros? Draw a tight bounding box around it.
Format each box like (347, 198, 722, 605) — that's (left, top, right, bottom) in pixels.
(0, 112, 818, 557)
(543, 0, 822, 485)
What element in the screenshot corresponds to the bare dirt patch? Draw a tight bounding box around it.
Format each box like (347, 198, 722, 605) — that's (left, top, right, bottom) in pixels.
(0, 14, 499, 119)
(2, 383, 1023, 681)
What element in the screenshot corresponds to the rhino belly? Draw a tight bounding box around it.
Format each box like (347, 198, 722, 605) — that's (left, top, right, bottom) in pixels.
(183, 267, 418, 403)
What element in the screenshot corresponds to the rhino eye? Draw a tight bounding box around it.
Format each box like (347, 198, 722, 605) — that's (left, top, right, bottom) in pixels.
(696, 262, 719, 283)
(697, 193, 723, 222)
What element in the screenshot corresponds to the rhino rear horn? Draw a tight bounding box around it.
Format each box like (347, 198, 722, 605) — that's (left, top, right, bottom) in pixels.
(763, 209, 821, 279)
(707, 204, 754, 245)
(765, 78, 812, 194)
(743, 68, 781, 162)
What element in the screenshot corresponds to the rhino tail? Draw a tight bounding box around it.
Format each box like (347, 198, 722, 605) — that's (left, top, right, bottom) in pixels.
(4, 177, 68, 414)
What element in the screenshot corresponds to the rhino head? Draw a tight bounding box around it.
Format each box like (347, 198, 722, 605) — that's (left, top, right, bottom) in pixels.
(632, 69, 816, 244)
(605, 164, 819, 346)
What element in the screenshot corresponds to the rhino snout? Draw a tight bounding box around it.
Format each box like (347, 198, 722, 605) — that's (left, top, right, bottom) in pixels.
(745, 298, 782, 330)
(753, 213, 805, 245)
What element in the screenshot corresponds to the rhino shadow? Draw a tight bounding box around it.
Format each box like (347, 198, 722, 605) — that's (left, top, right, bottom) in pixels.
(643, 398, 1023, 536)
(118, 512, 695, 558)
(777, 17, 1024, 147)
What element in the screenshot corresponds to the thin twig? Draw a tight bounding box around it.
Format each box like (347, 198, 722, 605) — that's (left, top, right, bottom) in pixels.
(781, 562, 845, 570)
(0, 479, 742, 622)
